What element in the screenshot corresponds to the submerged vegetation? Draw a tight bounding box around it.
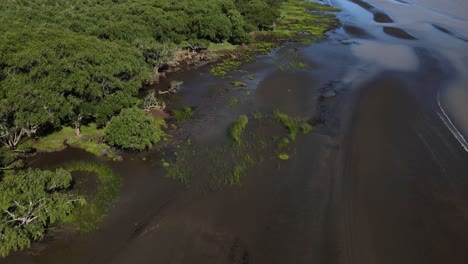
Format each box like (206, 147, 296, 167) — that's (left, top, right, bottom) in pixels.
(61, 162, 120, 232)
(165, 110, 314, 188)
(172, 106, 194, 122)
(166, 138, 260, 188)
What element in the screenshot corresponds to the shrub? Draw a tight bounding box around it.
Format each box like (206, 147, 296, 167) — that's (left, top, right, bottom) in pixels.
(105, 108, 165, 150)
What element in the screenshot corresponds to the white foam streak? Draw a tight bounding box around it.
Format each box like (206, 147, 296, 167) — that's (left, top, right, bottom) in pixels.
(437, 89, 468, 153)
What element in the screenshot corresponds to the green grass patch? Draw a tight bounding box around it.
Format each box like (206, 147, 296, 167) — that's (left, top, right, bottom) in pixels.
(210, 59, 242, 77)
(230, 81, 247, 87)
(32, 127, 76, 152)
(61, 161, 120, 232)
(274, 111, 312, 145)
(72, 140, 108, 157)
(32, 124, 112, 158)
(207, 42, 237, 51)
(229, 115, 249, 145)
(173, 105, 194, 122)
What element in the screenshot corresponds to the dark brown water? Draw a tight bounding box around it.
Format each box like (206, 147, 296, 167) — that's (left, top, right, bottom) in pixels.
(3, 0, 468, 263)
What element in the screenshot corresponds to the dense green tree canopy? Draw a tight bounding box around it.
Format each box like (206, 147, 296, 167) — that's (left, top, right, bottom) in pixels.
(0, 168, 85, 257)
(105, 108, 165, 150)
(0, 0, 284, 148)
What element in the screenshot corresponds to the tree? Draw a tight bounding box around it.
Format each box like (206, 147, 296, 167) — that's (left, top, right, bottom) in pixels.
(0, 85, 64, 149)
(0, 148, 23, 171)
(0, 168, 85, 257)
(105, 108, 165, 150)
(227, 9, 251, 43)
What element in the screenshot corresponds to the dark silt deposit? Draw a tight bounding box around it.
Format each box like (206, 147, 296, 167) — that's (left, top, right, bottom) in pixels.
(383, 26, 417, 39)
(349, 0, 395, 22)
(3, 0, 468, 264)
(373, 11, 394, 23)
(343, 24, 375, 38)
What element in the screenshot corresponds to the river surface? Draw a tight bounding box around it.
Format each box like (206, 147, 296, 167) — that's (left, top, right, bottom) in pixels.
(2, 0, 468, 263)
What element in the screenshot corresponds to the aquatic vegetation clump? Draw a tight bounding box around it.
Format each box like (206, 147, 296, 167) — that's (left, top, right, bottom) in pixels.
(246, 42, 276, 54)
(61, 161, 120, 232)
(229, 115, 249, 144)
(173, 105, 194, 122)
(278, 153, 289, 160)
(166, 141, 192, 186)
(210, 59, 242, 76)
(277, 0, 341, 37)
(274, 110, 312, 143)
(230, 81, 247, 87)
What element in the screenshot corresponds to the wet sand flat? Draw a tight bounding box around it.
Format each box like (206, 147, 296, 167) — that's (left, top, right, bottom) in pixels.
(340, 75, 468, 264)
